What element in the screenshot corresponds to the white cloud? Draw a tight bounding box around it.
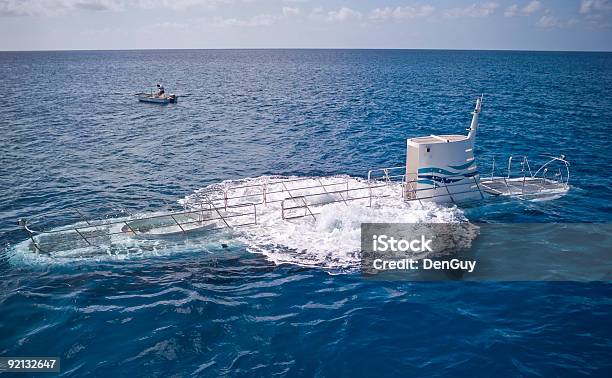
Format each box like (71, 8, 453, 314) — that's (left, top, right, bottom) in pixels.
(536, 14, 576, 28)
(522, 0, 542, 14)
(76, 0, 124, 11)
(0, 0, 124, 16)
(136, 0, 231, 11)
(369, 5, 434, 21)
(504, 1, 542, 17)
(0, 0, 235, 16)
(536, 15, 559, 27)
(137, 21, 190, 33)
(213, 13, 278, 27)
(327, 7, 362, 22)
(445, 2, 499, 18)
(282, 6, 300, 17)
(579, 0, 612, 14)
(504, 4, 518, 16)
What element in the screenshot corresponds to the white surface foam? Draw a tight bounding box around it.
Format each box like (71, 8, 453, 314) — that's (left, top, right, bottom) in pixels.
(181, 175, 466, 270)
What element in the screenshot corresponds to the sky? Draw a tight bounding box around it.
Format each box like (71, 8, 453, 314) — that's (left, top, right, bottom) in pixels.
(0, 0, 610, 51)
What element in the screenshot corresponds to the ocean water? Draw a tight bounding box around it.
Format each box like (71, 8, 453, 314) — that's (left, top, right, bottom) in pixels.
(0, 50, 611, 376)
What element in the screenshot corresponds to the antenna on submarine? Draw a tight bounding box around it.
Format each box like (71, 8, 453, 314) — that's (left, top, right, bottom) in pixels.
(467, 94, 483, 143)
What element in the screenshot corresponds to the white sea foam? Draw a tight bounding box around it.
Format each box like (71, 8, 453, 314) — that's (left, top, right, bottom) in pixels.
(181, 175, 466, 270)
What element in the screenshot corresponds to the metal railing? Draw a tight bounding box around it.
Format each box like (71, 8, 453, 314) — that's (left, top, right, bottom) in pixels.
(279, 169, 488, 220)
(367, 166, 405, 183)
(19, 200, 257, 254)
(280, 183, 391, 220)
(480, 155, 570, 197)
(193, 176, 355, 210)
(401, 175, 484, 203)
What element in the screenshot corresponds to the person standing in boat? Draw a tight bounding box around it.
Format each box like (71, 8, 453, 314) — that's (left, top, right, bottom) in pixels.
(156, 84, 165, 97)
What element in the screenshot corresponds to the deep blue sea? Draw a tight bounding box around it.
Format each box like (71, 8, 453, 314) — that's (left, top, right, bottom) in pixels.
(1, 50, 611, 376)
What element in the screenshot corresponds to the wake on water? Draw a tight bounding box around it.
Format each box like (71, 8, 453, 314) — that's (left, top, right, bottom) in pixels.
(8, 175, 466, 270)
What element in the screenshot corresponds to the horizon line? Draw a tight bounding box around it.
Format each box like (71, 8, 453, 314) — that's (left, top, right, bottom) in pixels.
(1, 47, 611, 53)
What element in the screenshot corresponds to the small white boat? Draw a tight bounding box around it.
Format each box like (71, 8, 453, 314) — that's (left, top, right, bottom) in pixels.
(135, 93, 178, 104)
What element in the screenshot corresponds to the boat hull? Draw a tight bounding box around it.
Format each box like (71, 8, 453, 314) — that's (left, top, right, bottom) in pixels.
(136, 94, 178, 104)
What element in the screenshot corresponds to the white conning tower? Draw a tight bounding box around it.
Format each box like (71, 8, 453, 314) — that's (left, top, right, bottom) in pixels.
(404, 96, 483, 203)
